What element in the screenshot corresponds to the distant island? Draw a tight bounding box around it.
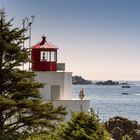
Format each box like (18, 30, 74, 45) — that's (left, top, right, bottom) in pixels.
(72, 77, 131, 86)
(95, 80, 119, 85)
(72, 76, 93, 85)
(95, 80, 131, 86)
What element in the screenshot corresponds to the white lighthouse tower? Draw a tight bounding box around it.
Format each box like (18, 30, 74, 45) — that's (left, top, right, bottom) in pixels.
(32, 36, 90, 117)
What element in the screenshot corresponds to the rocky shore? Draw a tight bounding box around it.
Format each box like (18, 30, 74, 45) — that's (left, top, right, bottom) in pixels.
(105, 116, 140, 140)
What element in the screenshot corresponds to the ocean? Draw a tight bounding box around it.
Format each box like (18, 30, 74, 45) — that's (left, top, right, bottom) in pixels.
(72, 81, 140, 123)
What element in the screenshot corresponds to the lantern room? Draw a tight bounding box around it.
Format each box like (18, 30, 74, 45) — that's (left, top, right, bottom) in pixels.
(32, 36, 58, 71)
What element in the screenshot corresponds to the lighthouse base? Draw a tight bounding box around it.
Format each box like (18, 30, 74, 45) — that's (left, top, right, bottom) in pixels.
(53, 99, 90, 120)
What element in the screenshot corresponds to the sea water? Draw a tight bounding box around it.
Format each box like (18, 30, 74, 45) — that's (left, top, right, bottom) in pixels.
(72, 81, 140, 122)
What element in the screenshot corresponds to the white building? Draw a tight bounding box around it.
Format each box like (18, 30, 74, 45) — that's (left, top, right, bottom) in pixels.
(31, 36, 90, 117)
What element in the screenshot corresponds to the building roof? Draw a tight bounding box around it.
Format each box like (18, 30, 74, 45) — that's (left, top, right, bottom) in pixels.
(32, 36, 58, 50)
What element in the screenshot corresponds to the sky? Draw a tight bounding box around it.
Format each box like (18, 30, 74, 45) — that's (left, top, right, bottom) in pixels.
(1, 0, 140, 81)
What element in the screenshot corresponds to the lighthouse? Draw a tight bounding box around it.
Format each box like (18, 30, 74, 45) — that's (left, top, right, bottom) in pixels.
(32, 36, 90, 117)
(32, 36, 58, 72)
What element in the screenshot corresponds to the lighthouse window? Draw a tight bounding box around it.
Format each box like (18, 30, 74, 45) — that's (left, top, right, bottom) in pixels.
(40, 51, 50, 61)
(40, 51, 56, 62)
(50, 51, 56, 61)
(42, 52, 46, 60)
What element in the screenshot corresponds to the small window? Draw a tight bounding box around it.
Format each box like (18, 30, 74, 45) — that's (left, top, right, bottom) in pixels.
(40, 51, 56, 62)
(50, 51, 56, 61)
(40, 51, 48, 61)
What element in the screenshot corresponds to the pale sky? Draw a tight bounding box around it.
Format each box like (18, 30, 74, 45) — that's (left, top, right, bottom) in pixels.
(1, 0, 140, 80)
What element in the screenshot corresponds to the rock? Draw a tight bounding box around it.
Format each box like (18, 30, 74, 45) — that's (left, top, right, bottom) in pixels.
(130, 129, 140, 140)
(105, 116, 140, 140)
(111, 127, 124, 140)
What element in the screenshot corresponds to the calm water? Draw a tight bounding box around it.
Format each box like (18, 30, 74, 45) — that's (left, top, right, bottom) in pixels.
(72, 81, 140, 122)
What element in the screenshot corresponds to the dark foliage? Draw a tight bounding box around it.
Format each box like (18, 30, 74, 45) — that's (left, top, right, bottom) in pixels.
(0, 8, 66, 139)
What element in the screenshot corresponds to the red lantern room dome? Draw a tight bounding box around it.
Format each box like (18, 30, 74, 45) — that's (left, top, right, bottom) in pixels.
(32, 36, 58, 71)
(32, 36, 58, 50)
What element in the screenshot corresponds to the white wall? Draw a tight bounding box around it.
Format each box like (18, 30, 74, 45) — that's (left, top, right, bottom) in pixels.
(35, 71, 72, 100)
(35, 71, 91, 117)
(53, 99, 90, 119)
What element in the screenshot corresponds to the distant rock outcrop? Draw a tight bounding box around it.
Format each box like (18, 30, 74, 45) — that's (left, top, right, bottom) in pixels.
(95, 80, 119, 85)
(72, 76, 92, 85)
(105, 116, 140, 140)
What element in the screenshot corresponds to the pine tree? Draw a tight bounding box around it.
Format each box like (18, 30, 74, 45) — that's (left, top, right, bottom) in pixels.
(0, 8, 66, 139)
(57, 111, 110, 140)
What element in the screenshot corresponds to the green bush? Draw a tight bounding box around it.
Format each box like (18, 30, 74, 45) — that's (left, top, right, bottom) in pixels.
(57, 111, 110, 140)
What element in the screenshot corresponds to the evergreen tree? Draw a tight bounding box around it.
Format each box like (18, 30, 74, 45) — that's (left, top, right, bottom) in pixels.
(0, 8, 66, 139)
(57, 110, 110, 140)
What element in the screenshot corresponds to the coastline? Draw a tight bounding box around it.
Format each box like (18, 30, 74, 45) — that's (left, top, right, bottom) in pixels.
(72, 83, 140, 123)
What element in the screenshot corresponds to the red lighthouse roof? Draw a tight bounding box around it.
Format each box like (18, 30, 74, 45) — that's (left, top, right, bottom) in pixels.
(32, 36, 58, 50)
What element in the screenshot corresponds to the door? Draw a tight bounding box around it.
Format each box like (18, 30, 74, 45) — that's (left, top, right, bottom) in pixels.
(51, 85, 60, 100)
